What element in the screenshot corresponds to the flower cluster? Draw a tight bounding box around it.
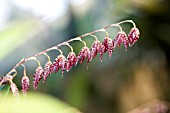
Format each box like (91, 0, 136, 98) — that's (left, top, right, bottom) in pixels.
(0, 20, 140, 96)
(32, 27, 139, 90)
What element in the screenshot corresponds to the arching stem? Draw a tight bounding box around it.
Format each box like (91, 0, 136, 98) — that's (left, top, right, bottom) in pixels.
(21, 64, 27, 77)
(79, 39, 87, 47)
(28, 57, 41, 67)
(43, 53, 51, 62)
(99, 29, 109, 37)
(90, 34, 98, 41)
(64, 42, 74, 52)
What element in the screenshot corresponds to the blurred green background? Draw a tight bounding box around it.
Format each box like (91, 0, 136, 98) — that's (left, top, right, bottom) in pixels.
(0, 0, 170, 113)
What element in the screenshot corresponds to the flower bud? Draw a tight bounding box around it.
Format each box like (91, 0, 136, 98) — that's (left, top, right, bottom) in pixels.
(114, 31, 128, 51)
(21, 76, 29, 94)
(101, 37, 114, 58)
(107, 39, 114, 58)
(10, 82, 19, 96)
(66, 52, 77, 72)
(43, 61, 53, 82)
(128, 27, 140, 46)
(90, 41, 101, 59)
(76, 47, 91, 65)
(99, 44, 105, 62)
(33, 66, 44, 89)
(53, 55, 67, 76)
(102, 37, 110, 53)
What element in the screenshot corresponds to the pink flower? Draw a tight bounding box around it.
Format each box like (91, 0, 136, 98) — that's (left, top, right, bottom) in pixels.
(102, 37, 114, 58)
(10, 82, 19, 96)
(90, 41, 101, 58)
(21, 76, 29, 94)
(43, 61, 53, 82)
(66, 52, 77, 72)
(114, 31, 128, 51)
(99, 44, 105, 62)
(76, 47, 91, 64)
(102, 37, 110, 53)
(128, 27, 140, 46)
(33, 66, 44, 89)
(107, 39, 114, 58)
(91, 40, 106, 62)
(53, 55, 67, 76)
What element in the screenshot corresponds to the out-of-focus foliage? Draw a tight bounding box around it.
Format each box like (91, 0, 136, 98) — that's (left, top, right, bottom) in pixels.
(0, 92, 81, 113)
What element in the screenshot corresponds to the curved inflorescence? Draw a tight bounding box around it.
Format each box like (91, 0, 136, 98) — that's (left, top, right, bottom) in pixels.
(0, 20, 140, 96)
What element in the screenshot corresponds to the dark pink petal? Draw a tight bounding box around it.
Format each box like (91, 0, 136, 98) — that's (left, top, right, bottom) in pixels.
(114, 31, 128, 51)
(102, 37, 110, 53)
(76, 48, 84, 64)
(57, 55, 67, 76)
(86, 49, 91, 63)
(76, 47, 91, 64)
(90, 40, 101, 58)
(33, 66, 44, 89)
(21, 76, 29, 94)
(66, 52, 77, 72)
(52, 57, 60, 73)
(53, 55, 67, 76)
(101, 37, 114, 59)
(99, 44, 105, 62)
(10, 82, 19, 96)
(128, 27, 140, 46)
(123, 35, 129, 51)
(107, 39, 114, 58)
(114, 32, 124, 47)
(43, 61, 53, 82)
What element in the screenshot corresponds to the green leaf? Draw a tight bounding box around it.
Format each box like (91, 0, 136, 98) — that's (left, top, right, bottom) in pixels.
(0, 92, 82, 113)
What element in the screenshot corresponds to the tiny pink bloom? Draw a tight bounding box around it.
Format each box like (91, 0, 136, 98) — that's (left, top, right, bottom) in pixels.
(76, 47, 91, 65)
(33, 66, 44, 89)
(90, 40, 101, 58)
(123, 35, 129, 52)
(59, 55, 67, 76)
(10, 82, 19, 96)
(21, 76, 29, 94)
(66, 52, 77, 72)
(99, 44, 105, 62)
(43, 61, 53, 82)
(114, 32, 124, 47)
(53, 55, 67, 76)
(102, 37, 110, 53)
(128, 27, 140, 46)
(107, 39, 114, 58)
(114, 31, 128, 51)
(52, 57, 59, 73)
(101, 37, 114, 59)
